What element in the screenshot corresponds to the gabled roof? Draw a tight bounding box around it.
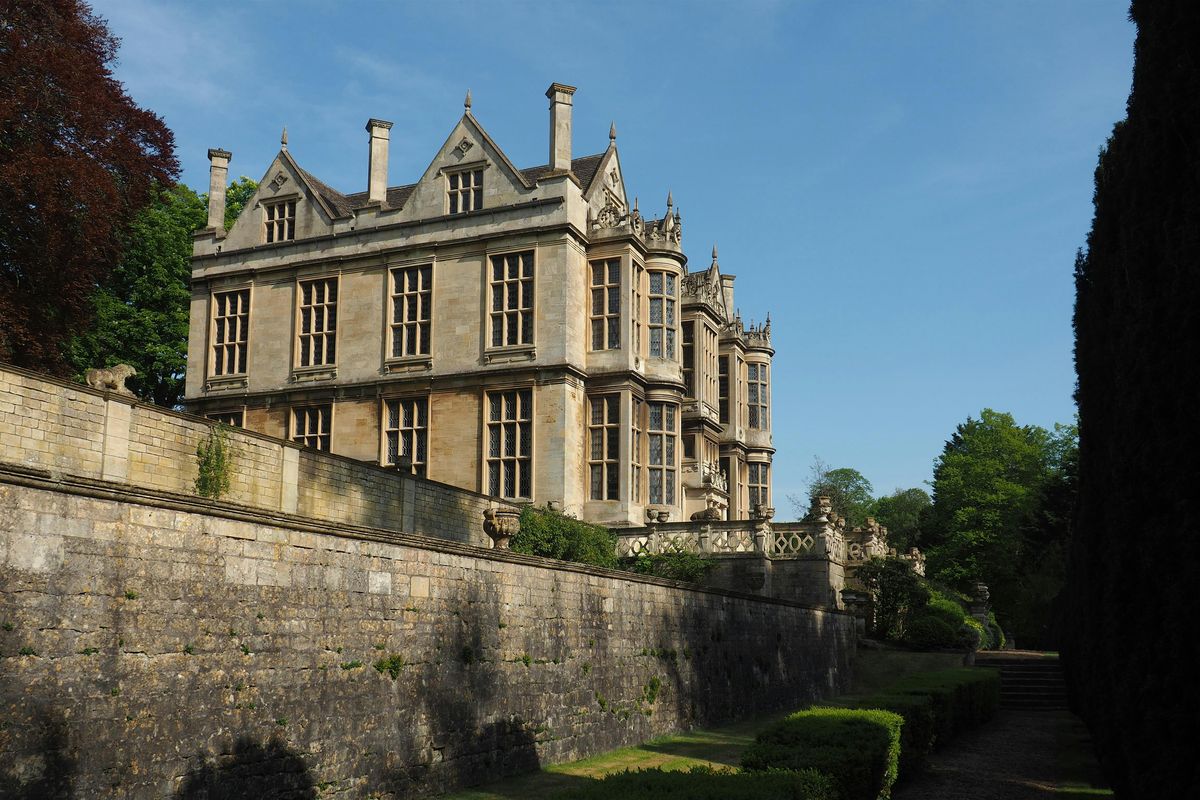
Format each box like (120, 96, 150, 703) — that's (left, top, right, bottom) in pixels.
(341, 184, 417, 211)
(290, 152, 608, 219)
(521, 153, 606, 192)
(295, 165, 355, 218)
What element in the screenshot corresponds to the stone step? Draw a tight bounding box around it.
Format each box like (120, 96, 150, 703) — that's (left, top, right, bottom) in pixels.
(975, 653, 1068, 710)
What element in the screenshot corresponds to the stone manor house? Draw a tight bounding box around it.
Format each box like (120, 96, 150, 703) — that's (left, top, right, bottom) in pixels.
(186, 83, 773, 528)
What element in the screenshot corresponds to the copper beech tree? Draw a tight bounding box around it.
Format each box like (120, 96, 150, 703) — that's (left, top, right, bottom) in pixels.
(0, 0, 177, 372)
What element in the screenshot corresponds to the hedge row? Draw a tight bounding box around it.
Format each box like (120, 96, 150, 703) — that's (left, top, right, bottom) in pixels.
(740, 668, 1001, 798)
(741, 708, 904, 800)
(825, 667, 1001, 780)
(552, 765, 837, 799)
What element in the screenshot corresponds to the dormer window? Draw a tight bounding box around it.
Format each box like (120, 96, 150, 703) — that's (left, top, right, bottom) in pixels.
(264, 199, 296, 242)
(448, 168, 483, 214)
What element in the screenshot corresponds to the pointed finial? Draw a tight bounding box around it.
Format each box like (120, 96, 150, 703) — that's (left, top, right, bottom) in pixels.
(280, 126, 288, 151)
(464, 89, 472, 111)
(633, 196, 639, 212)
(609, 120, 617, 142)
(712, 244, 718, 262)
(666, 190, 673, 209)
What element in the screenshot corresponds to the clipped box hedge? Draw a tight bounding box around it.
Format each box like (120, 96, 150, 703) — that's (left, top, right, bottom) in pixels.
(741, 707, 904, 800)
(890, 667, 1000, 739)
(825, 691, 936, 779)
(552, 765, 836, 799)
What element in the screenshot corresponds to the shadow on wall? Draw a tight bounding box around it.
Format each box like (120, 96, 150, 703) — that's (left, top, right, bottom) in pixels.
(175, 737, 315, 800)
(380, 576, 544, 796)
(0, 710, 75, 800)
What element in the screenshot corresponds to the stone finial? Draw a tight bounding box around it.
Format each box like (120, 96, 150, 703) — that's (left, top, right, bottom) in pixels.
(712, 243, 718, 263)
(464, 88, 472, 111)
(666, 190, 673, 209)
(633, 196, 639, 213)
(609, 120, 617, 142)
(280, 126, 288, 151)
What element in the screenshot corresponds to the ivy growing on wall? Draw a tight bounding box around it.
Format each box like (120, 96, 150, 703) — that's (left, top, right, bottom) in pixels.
(195, 425, 233, 499)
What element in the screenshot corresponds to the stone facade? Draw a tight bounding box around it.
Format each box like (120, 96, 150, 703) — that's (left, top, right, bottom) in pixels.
(0, 470, 855, 798)
(185, 83, 773, 528)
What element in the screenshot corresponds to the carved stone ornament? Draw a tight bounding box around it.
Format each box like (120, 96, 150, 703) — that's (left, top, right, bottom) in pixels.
(482, 507, 520, 549)
(270, 172, 289, 191)
(85, 364, 137, 395)
(456, 138, 474, 155)
(595, 202, 621, 229)
(607, 168, 620, 188)
(751, 504, 775, 522)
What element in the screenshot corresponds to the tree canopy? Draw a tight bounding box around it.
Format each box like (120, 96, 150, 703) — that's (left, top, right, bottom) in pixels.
(0, 0, 177, 372)
(923, 409, 1076, 648)
(224, 175, 257, 230)
(794, 459, 875, 527)
(67, 184, 206, 407)
(868, 487, 931, 553)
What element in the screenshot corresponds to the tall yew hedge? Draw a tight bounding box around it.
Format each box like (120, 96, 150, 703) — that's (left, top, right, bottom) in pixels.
(1065, 1, 1200, 796)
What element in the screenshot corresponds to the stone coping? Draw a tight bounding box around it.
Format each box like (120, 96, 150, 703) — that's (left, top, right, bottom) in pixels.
(0, 461, 849, 617)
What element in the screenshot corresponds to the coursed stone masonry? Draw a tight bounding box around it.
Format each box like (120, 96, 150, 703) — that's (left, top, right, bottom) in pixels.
(0, 469, 855, 797)
(0, 364, 507, 546)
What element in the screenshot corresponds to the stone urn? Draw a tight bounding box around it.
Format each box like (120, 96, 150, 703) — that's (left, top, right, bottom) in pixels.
(482, 508, 520, 549)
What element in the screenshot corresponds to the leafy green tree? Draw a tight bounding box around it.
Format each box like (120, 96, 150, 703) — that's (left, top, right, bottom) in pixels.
(1010, 422, 1077, 648)
(924, 409, 1052, 631)
(868, 488, 931, 552)
(792, 459, 875, 527)
(855, 558, 929, 641)
(67, 184, 205, 407)
(223, 175, 258, 230)
(0, 0, 177, 373)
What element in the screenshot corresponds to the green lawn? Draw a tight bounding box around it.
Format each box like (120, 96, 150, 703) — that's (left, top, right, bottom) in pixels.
(443, 711, 787, 800)
(441, 650, 1109, 800)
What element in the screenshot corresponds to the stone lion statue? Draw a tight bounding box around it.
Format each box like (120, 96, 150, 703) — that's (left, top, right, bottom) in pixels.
(85, 364, 137, 395)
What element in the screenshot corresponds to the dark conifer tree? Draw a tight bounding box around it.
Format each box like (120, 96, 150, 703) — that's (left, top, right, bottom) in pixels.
(1066, 1, 1200, 795)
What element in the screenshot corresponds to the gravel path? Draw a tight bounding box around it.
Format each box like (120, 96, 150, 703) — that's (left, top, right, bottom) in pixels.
(892, 709, 1110, 799)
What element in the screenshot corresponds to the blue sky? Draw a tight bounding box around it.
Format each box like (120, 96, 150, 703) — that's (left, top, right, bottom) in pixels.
(91, 0, 1135, 510)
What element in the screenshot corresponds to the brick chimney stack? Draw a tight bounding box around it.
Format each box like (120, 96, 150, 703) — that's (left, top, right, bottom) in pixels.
(206, 148, 231, 232)
(366, 119, 393, 205)
(546, 83, 576, 172)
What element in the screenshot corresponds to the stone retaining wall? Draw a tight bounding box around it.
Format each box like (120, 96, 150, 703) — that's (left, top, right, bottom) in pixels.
(0, 468, 855, 798)
(0, 364, 508, 546)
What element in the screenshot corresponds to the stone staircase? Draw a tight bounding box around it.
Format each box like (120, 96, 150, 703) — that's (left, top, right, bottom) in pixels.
(975, 652, 1068, 710)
